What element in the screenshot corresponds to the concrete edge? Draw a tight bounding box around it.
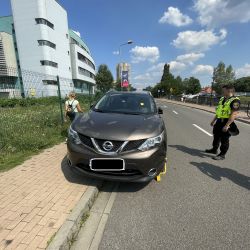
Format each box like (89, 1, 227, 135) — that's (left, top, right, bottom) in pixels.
(162, 100, 250, 125)
(47, 179, 103, 250)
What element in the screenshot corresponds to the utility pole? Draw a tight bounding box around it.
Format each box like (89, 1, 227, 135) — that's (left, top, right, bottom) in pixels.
(118, 40, 133, 91)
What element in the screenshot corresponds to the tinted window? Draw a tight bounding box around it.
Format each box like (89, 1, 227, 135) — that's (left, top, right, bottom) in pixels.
(38, 40, 56, 49)
(35, 18, 54, 29)
(94, 93, 156, 115)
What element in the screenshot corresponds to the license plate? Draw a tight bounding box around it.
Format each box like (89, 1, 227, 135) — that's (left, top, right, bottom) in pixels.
(90, 158, 125, 171)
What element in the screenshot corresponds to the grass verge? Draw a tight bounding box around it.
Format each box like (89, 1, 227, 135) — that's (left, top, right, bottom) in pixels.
(0, 97, 92, 171)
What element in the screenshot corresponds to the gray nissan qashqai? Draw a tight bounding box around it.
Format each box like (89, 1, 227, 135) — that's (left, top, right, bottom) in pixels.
(67, 91, 167, 182)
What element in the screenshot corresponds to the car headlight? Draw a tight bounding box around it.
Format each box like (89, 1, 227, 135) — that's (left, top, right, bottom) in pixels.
(68, 126, 81, 145)
(138, 131, 164, 151)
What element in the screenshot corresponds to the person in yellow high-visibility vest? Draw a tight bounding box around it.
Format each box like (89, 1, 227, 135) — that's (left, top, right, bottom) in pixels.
(206, 85, 240, 160)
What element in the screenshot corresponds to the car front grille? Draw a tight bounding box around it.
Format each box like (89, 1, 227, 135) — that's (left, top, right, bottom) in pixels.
(78, 133, 94, 149)
(94, 138, 124, 152)
(77, 133, 145, 153)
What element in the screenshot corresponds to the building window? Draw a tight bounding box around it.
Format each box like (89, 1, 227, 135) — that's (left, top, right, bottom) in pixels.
(40, 60, 58, 68)
(77, 52, 95, 70)
(35, 18, 54, 29)
(70, 38, 90, 54)
(68, 51, 69, 55)
(73, 81, 89, 92)
(66, 34, 68, 39)
(42, 80, 57, 85)
(78, 67, 95, 79)
(38, 40, 56, 49)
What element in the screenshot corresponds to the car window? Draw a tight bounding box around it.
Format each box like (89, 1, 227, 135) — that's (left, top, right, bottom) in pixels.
(94, 93, 156, 115)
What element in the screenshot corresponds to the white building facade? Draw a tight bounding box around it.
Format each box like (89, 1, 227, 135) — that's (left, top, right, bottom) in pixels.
(0, 0, 96, 97)
(69, 29, 96, 95)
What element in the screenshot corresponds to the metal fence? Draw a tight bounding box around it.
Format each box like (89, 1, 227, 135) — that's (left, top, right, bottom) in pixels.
(0, 65, 87, 99)
(165, 95, 249, 112)
(0, 66, 98, 165)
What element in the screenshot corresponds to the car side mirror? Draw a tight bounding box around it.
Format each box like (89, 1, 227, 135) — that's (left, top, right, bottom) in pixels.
(158, 107, 163, 114)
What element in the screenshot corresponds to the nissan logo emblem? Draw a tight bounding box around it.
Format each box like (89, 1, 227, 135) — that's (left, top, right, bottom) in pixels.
(102, 141, 114, 151)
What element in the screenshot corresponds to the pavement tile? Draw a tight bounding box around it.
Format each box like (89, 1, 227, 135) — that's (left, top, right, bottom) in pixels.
(25, 235, 44, 250)
(5, 231, 28, 250)
(22, 215, 42, 233)
(15, 244, 28, 250)
(0, 144, 88, 250)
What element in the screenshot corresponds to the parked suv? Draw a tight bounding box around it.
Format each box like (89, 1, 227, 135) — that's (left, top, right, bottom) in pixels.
(67, 91, 167, 182)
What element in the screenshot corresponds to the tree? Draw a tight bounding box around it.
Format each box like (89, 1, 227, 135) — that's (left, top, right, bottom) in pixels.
(171, 76, 184, 95)
(143, 86, 153, 92)
(130, 85, 137, 91)
(114, 78, 122, 91)
(225, 65, 235, 83)
(234, 77, 250, 92)
(95, 64, 114, 93)
(185, 77, 201, 94)
(160, 64, 175, 94)
(213, 61, 235, 94)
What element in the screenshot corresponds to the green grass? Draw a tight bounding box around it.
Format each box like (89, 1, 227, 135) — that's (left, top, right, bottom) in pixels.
(239, 96, 250, 104)
(0, 99, 91, 172)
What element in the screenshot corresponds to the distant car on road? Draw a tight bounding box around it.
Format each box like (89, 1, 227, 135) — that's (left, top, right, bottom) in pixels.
(67, 91, 167, 182)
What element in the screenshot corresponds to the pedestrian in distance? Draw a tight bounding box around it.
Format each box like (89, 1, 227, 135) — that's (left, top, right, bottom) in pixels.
(205, 85, 240, 160)
(65, 92, 83, 122)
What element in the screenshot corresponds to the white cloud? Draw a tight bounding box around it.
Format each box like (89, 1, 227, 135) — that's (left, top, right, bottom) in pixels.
(133, 63, 165, 85)
(192, 64, 214, 75)
(159, 7, 193, 27)
(236, 63, 250, 78)
(134, 73, 152, 81)
(173, 29, 227, 52)
(169, 61, 187, 73)
(148, 63, 165, 72)
(147, 61, 186, 78)
(130, 46, 160, 63)
(194, 0, 250, 28)
(176, 53, 204, 64)
(113, 50, 119, 55)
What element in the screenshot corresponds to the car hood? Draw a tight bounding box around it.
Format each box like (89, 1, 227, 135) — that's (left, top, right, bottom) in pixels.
(73, 110, 164, 141)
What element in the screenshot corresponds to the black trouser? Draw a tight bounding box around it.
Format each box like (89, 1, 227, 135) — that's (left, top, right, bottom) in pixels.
(212, 119, 231, 155)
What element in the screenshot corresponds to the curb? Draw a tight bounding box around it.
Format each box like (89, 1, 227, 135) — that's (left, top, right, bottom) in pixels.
(47, 179, 102, 250)
(162, 100, 250, 125)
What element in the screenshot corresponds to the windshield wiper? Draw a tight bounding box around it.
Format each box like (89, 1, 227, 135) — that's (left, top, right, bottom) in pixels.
(93, 108, 105, 113)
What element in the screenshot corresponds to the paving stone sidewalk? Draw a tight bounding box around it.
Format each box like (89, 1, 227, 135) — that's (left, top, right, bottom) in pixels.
(161, 99, 250, 124)
(0, 144, 88, 250)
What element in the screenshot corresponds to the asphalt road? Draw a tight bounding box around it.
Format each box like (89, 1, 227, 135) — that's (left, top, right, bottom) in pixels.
(98, 101, 250, 250)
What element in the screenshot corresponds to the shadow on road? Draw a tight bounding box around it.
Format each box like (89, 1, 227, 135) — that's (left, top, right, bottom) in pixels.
(191, 161, 250, 190)
(168, 145, 209, 158)
(61, 156, 149, 192)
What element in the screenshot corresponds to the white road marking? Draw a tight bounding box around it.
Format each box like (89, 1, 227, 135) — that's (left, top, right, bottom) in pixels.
(193, 124, 213, 137)
(173, 110, 178, 115)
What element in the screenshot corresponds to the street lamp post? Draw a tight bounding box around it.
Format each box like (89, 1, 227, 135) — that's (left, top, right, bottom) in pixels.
(118, 40, 133, 91)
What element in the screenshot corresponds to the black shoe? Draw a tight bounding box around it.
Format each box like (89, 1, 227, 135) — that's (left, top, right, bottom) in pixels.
(205, 148, 218, 154)
(212, 154, 225, 160)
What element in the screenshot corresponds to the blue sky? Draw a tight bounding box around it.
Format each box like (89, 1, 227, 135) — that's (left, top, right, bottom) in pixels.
(1, 0, 250, 89)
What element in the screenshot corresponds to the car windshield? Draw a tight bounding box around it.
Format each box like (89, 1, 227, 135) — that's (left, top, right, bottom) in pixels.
(94, 93, 157, 115)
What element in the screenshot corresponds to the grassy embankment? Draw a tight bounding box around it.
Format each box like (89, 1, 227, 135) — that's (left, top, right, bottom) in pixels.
(0, 96, 93, 171)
